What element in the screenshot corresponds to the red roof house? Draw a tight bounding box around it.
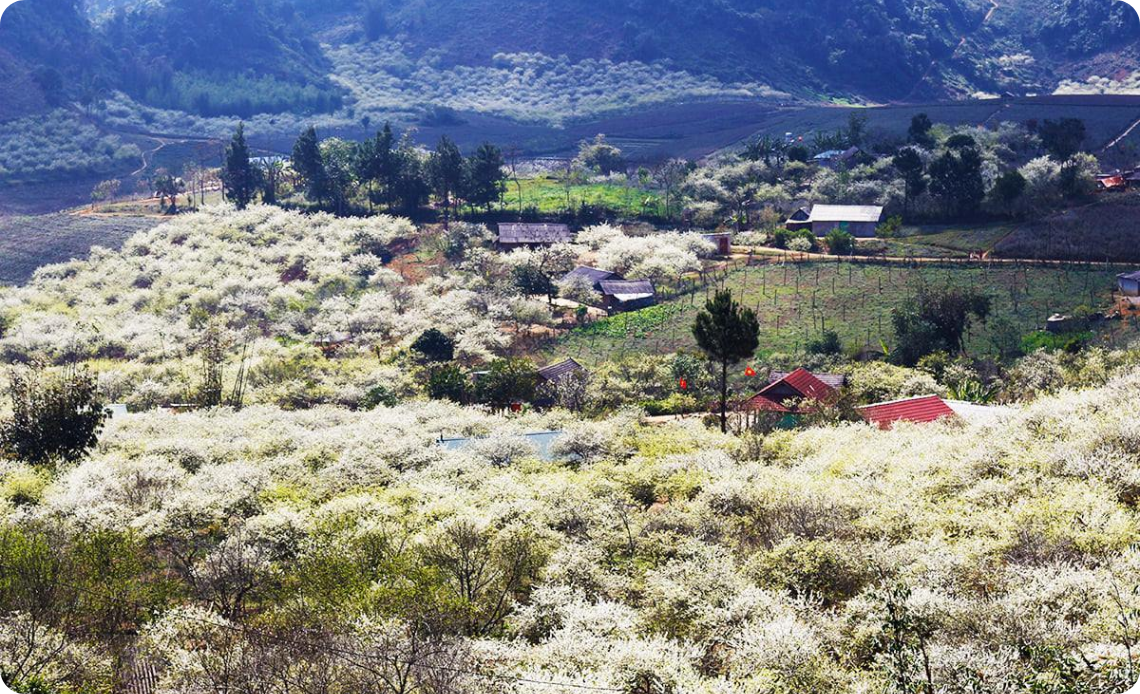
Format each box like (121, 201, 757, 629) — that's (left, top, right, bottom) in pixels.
(858, 395, 957, 430)
(744, 368, 838, 413)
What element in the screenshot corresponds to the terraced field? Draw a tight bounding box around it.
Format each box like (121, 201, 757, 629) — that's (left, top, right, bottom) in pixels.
(0, 213, 162, 285)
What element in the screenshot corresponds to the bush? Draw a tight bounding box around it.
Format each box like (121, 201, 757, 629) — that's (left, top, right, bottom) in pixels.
(824, 229, 855, 256)
(0, 366, 108, 470)
(807, 330, 843, 356)
(427, 364, 467, 403)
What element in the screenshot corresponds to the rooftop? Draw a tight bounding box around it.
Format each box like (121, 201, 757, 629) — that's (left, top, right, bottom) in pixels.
(1118, 271, 1140, 282)
(563, 266, 619, 285)
(859, 395, 957, 429)
(809, 204, 884, 223)
(538, 358, 585, 381)
(498, 223, 574, 244)
(599, 279, 655, 299)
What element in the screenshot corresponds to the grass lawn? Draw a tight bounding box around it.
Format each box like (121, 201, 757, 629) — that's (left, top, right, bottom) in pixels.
(547, 261, 1131, 365)
(500, 176, 664, 216)
(885, 223, 1015, 257)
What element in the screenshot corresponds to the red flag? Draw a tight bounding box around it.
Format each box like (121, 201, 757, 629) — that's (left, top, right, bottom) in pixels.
(745, 367, 756, 377)
(679, 379, 688, 391)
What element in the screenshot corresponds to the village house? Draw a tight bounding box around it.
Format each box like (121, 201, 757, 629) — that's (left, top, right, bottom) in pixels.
(1118, 270, 1140, 297)
(562, 266, 619, 291)
(858, 395, 957, 430)
(784, 204, 884, 237)
(745, 368, 838, 414)
(538, 358, 586, 384)
(598, 279, 656, 313)
(497, 222, 575, 250)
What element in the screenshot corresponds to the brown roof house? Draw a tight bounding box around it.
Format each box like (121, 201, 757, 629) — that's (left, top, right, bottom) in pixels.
(538, 358, 586, 383)
(498, 223, 574, 250)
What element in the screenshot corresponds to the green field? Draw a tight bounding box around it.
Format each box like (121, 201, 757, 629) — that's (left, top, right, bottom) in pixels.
(499, 176, 663, 215)
(883, 223, 1015, 257)
(549, 260, 1130, 364)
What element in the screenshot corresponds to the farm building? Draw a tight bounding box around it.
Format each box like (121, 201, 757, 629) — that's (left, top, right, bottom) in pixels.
(745, 368, 838, 414)
(1118, 270, 1140, 297)
(598, 279, 656, 313)
(538, 358, 586, 384)
(804, 205, 884, 237)
(702, 233, 732, 255)
(785, 207, 812, 231)
(562, 266, 619, 290)
(497, 223, 574, 249)
(858, 395, 957, 430)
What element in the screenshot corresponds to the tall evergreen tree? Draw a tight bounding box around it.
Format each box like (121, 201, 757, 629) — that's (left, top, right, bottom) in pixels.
(892, 147, 927, 218)
(222, 122, 257, 210)
(428, 136, 465, 228)
(465, 142, 507, 212)
(292, 126, 328, 206)
(692, 290, 760, 433)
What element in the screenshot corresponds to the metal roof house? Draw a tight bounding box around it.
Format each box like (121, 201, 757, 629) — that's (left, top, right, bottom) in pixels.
(858, 395, 957, 430)
(562, 266, 619, 290)
(598, 279, 656, 313)
(745, 368, 838, 414)
(785, 207, 813, 232)
(805, 205, 884, 238)
(497, 223, 574, 249)
(1118, 270, 1140, 297)
(538, 358, 586, 383)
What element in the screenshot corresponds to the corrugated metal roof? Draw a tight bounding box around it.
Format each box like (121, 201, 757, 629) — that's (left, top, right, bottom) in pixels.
(599, 279, 655, 299)
(859, 395, 956, 429)
(538, 358, 585, 381)
(498, 223, 574, 244)
(563, 266, 618, 285)
(809, 205, 884, 223)
(757, 368, 836, 402)
(1118, 271, 1140, 282)
(770, 371, 847, 389)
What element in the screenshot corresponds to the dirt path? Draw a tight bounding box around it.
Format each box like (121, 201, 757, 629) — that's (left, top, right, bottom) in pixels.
(730, 245, 1134, 270)
(1103, 113, 1140, 152)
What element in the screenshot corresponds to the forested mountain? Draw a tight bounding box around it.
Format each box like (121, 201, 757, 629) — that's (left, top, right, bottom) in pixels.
(0, 0, 1138, 124)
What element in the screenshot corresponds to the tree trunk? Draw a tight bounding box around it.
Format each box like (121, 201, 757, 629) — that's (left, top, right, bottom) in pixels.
(720, 360, 729, 433)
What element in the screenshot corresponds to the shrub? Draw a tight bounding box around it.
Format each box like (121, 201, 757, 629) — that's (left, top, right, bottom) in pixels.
(825, 229, 855, 255)
(0, 366, 108, 470)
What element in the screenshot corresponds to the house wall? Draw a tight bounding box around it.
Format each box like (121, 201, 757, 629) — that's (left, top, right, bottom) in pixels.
(1120, 277, 1140, 297)
(604, 296, 656, 313)
(813, 220, 878, 238)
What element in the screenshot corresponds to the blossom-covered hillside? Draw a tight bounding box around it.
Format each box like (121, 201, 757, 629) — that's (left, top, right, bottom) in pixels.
(3, 369, 1140, 692)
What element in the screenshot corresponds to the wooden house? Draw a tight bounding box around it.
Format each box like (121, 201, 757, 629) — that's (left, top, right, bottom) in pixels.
(538, 358, 586, 384)
(562, 266, 619, 291)
(598, 279, 656, 313)
(497, 223, 574, 250)
(744, 368, 838, 414)
(785, 207, 812, 231)
(805, 205, 883, 237)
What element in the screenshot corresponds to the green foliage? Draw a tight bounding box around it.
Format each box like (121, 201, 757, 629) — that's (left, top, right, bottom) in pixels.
(513, 264, 557, 301)
(772, 228, 817, 250)
(221, 123, 257, 210)
(751, 539, 870, 605)
(575, 134, 625, 174)
(825, 230, 855, 256)
(1022, 330, 1094, 354)
(1039, 118, 1087, 160)
(0, 366, 107, 470)
(427, 364, 468, 402)
(807, 329, 843, 356)
(474, 358, 540, 407)
(892, 286, 992, 366)
(465, 142, 508, 211)
(693, 289, 760, 432)
(412, 328, 456, 363)
(929, 142, 985, 218)
(292, 126, 328, 204)
(908, 113, 935, 148)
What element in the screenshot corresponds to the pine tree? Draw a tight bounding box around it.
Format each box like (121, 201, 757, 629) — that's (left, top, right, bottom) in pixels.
(222, 123, 257, 210)
(693, 290, 760, 433)
(292, 126, 328, 206)
(428, 136, 465, 228)
(465, 142, 507, 212)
